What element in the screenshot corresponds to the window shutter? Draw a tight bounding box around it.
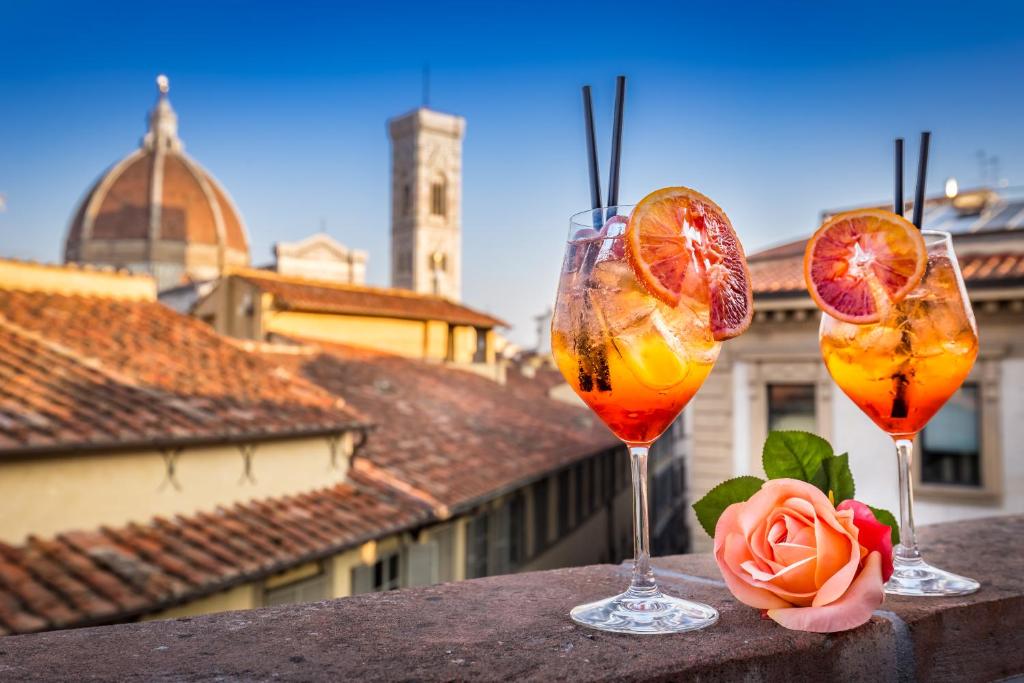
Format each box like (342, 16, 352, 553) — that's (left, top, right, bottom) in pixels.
(406, 542, 439, 587)
(351, 564, 375, 595)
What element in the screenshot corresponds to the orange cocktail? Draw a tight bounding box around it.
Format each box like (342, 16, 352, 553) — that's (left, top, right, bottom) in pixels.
(551, 240, 719, 445)
(820, 253, 978, 437)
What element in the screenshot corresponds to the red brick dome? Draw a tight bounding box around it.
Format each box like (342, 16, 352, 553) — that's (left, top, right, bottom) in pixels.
(65, 77, 249, 289)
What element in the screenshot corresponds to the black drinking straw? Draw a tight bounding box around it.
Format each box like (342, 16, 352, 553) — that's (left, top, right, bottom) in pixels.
(606, 76, 626, 210)
(582, 85, 603, 216)
(911, 131, 931, 229)
(894, 138, 905, 216)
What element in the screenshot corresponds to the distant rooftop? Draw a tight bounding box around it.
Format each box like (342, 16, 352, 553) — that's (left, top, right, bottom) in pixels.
(228, 268, 506, 328)
(0, 266, 364, 455)
(749, 187, 1024, 298)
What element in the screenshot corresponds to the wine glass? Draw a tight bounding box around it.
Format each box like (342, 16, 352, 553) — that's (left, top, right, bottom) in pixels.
(819, 230, 980, 596)
(550, 206, 721, 633)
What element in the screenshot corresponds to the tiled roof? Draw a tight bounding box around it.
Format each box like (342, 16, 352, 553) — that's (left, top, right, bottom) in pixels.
(232, 269, 506, 328)
(749, 237, 1024, 297)
(0, 289, 364, 454)
(0, 471, 431, 636)
(267, 342, 619, 513)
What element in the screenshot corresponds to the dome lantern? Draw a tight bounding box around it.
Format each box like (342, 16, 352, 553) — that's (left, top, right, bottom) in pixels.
(143, 75, 181, 153)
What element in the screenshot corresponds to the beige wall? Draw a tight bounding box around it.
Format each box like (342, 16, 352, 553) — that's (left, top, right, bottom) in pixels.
(144, 584, 257, 621)
(0, 434, 353, 544)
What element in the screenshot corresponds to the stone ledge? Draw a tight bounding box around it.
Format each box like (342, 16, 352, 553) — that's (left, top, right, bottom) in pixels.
(0, 516, 1021, 682)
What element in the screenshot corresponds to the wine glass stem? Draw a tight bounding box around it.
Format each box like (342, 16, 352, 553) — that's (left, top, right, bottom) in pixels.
(894, 438, 921, 561)
(628, 445, 658, 595)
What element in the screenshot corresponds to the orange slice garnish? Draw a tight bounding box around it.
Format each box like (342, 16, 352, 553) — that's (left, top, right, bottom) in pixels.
(624, 187, 753, 340)
(803, 209, 927, 324)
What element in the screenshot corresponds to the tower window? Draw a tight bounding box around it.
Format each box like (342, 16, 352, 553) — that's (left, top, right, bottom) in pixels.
(430, 179, 447, 217)
(402, 184, 412, 216)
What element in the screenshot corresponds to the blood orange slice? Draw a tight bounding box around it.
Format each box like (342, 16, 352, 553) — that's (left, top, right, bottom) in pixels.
(624, 187, 753, 340)
(803, 209, 927, 324)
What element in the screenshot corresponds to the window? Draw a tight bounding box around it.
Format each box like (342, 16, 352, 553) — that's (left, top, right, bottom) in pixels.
(767, 384, 816, 433)
(557, 470, 570, 537)
(402, 183, 412, 216)
(350, 553, 401, 595)
(466, 512, 489, 578)
(264, 567, 329, 606)
(430, 179, 447, 216)
(587, 458, 597, 513)
(397, 248, 412, 274)
(921, 384, 980, 487)
(508, 494, 526, 567)
(573, 464, 584, 526)
(473, 327, 488, 363)
(533, 478, 549, 554)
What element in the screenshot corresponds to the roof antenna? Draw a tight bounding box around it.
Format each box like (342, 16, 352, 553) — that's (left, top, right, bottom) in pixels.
(422, 64, 430, 108)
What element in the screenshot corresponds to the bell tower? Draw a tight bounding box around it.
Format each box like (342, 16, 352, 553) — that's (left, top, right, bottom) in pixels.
(388, 108, 465, 301)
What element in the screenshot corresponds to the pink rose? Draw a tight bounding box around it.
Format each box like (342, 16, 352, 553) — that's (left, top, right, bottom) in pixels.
(713, 478, 886, 633)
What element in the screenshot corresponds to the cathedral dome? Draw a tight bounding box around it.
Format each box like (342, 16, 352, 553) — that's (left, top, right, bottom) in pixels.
(65, 76, 249, 290)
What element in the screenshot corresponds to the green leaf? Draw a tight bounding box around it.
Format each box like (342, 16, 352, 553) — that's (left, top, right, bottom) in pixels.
(692, 476, 765, 538)
(821, 453, 856, 504)
(762, 431, 832, 490)
(868, 506, 900, 546)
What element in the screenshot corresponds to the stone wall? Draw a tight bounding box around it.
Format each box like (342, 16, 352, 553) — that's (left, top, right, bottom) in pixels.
(1, 515, 1019, 681)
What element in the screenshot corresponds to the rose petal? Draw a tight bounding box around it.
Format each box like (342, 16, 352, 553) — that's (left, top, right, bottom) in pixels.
(719, 532, 791, 609)
(812, 518, 861, 606)
(838, 500, 895, 582)
(771, 541, 816, 567)
(766, 552, 885, 633)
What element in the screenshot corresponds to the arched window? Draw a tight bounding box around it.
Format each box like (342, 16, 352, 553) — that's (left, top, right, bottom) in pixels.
(430, 175, 447, 217)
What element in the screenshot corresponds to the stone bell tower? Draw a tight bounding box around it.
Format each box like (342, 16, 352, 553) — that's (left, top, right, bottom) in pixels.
(388, 108, 465, 301)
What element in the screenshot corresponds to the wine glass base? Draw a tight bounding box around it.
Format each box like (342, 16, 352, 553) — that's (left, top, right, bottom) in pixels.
(885, 556, 980, 597)
(570, 589, 718, 634)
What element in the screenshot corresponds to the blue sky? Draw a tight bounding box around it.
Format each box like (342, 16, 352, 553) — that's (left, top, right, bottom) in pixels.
(1, 1, 1022, 345)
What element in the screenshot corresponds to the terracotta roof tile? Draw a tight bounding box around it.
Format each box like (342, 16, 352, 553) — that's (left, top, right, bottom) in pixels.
(0, 472, 431, 635)
(0, 289, 365, 455)
(232, 270, 506, 328)
(267, 341, 620, 513)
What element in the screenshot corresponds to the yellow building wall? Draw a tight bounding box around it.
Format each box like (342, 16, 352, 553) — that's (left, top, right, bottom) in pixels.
(0, 434, 352, 544)
(451, 325, 475, 364)
(424, 320, 449, 359)
(0, 259, 156, 300)
(265, 310, 431, 358)
(143, 584, 257, 621)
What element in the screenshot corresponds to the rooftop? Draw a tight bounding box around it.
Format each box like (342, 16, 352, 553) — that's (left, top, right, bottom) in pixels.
(0, 470, 429, 635)
(267, 341, 619, 514)
(0, 286, 363, 455)
(228, 268, 506, 328)
(1, 515, 1019, 681)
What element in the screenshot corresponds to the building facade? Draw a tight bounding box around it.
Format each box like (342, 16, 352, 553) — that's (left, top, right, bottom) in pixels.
(272, 233, 368, 285)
